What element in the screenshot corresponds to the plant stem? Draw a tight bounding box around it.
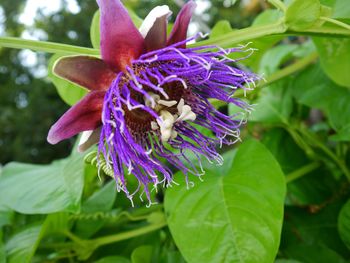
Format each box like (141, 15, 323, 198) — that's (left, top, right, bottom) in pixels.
(320, 17, 350, 31)
(0, 37, 100, 56)
(286, 162, 321, 183)
(94, 221, 167, 246)
(190, 21, 288, 48)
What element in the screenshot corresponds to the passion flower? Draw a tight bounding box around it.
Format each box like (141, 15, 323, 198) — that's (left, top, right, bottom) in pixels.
(48, 0, 258, 204)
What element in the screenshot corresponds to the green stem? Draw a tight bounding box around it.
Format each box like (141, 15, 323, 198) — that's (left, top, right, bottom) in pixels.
(190, 21, 287, 48)
(94, 221, 167, 246)
(0, 37, 100, 56)
(319, 16, 350, 31)
(267, 0, 287, 12)
(286, 162, 321, 183)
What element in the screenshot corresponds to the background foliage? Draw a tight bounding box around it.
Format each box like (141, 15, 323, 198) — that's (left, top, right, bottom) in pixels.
(0, 0, 350, 262)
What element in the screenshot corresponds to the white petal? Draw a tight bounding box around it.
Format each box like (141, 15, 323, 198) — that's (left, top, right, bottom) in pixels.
(78, 127, 101, 152)
(139, 5, 171, 38)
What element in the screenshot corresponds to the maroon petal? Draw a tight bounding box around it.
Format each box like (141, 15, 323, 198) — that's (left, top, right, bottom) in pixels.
(47, 91, 105, 144)
(54, 56, 116, 91)
(167, 1, 196, 48)
(139, 6, 171, 51)
(97, 0, 145, 71)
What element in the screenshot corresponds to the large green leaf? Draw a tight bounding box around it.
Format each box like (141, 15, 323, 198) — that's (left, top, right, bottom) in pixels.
(0, 152, 84, 214)
(165, 140, 286, 263)
(48, 54, 88, 106)
(5, 224, 42, 263)
(313, 37, 350, 88)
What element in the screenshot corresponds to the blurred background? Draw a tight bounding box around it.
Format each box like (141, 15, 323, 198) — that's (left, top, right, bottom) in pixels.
(0, 0, 266, 165)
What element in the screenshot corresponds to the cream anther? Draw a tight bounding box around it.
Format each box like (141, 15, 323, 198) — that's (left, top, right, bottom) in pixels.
(157, 110, 175, 142)
(176, 99, 196, 122)
(158, 100, 177, 107)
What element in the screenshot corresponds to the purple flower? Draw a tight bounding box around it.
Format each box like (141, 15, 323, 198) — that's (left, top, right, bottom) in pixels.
(48, 0, 258, 205)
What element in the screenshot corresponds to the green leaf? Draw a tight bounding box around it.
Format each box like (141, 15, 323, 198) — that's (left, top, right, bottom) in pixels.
(90, 10, 101, 49)
(0, 206, 13, 228)
(131, 245, 153, 263)
(282, 203, 350, 258)
(0, 152, 84, 214)
(283, 244, 346, 263)
(333, 0, 350, 19)
(330, 124, 350, 141)
(95, 256, 130, 263)
(275, 259, 302, 263)
(75, 181, 117, 238)
(313, 37, 350, 88)
(48, 54, 88, 106)
(275, 260, 302, 263)
(165, 140, 286, 263)
(285, 0, 321, 30)
(210, 20, 233, 39)
(249, 79, 293, 124)
(338, 199, 350, 249)
(292, 64, 350, 131)
(0, 231, 5, 263)
(5, 224, 42, 263)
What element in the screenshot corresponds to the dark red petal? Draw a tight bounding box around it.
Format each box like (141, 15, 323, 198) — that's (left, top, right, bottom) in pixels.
(167, 1, 196, 48)
(47, 91, 105, 144)
(54, 56, 116, 91)
(97, 0, 145, 71)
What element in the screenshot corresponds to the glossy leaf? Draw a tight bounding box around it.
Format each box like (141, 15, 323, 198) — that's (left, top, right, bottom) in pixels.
(165, 140, 286, 263)
(0, 152, 84, 214)
(313, 37, 350, 88)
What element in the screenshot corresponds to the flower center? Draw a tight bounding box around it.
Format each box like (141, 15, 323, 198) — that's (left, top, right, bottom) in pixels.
(117, 62, 196, 142)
